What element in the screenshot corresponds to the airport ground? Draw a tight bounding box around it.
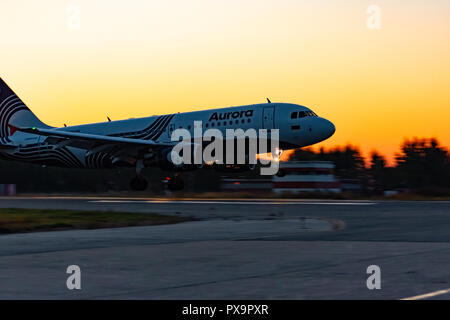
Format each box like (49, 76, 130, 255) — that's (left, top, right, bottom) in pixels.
(0, 197, 449, 300)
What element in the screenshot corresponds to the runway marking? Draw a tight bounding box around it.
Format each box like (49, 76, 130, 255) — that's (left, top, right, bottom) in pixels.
(401, 288, 450, 300)
(90, 200, 376, 205)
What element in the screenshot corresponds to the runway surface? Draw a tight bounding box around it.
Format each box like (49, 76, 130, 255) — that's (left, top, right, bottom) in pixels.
(0, 197, 450, 299)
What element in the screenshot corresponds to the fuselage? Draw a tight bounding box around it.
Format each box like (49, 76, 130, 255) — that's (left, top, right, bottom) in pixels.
(1, 102, 335, 169)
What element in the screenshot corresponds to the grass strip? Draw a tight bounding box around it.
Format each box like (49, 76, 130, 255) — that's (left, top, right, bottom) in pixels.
(0, 208, 193, 234)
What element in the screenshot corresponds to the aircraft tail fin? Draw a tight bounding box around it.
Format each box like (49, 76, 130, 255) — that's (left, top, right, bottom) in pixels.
(0, 78, 51, 138)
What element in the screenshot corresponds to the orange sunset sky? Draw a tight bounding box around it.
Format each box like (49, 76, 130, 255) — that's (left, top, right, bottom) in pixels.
(1, 0, 449, 165)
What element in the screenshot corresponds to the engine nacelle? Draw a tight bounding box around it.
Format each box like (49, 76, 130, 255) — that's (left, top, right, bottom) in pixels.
(159, 145, 204, 171)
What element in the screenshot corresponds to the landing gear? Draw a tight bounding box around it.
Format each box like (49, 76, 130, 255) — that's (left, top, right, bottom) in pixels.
(167, 175, 184, 191)
(130, 159, 148, 191)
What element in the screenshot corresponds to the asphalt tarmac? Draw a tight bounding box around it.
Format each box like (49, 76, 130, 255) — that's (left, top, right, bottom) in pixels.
(0, 197, 449, 299)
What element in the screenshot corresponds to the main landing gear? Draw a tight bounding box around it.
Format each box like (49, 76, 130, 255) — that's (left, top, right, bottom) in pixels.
(130, 159, 149, 191)
(131, 175, 184, 192)
(129, 160, 186, 192)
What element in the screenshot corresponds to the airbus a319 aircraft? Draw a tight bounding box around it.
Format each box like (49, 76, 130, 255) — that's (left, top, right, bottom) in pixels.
(0, 78, 335, 191)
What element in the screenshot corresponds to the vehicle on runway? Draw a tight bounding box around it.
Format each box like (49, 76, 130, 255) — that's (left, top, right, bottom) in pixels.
(0, 78, 335, 191)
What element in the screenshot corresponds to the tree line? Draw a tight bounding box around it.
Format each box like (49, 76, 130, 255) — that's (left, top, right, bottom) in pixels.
(291, 138, 450, 195)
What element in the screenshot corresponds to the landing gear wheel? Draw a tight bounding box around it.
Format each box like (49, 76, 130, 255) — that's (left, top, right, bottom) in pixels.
(167, 176, 184, 191)
(130, 176, 148, 191)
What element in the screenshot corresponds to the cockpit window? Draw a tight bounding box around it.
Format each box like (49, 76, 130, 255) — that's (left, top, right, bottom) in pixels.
(292, 110, 318, 119)
(305, 111, 318, 117)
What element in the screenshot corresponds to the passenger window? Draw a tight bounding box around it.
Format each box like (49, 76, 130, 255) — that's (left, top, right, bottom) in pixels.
(291, 125, 300, 130)
(211, 123, 215, 127)
(291, 112, 298, 119)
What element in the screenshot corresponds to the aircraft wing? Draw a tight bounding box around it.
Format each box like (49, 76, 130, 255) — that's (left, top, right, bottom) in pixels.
(16, 126, 175, 155)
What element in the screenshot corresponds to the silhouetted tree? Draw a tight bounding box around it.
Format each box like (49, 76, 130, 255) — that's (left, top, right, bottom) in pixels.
(322, 145, 366, 179)
(369, 151, 388, 192)
(291, 147, 317, 161)
(292, 145, 366, 178)
(395, 138, 449, 191)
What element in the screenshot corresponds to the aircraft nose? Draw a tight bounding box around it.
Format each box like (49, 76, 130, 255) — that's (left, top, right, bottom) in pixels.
(319, 118, 336, 140)
(326, 119, 336, 138)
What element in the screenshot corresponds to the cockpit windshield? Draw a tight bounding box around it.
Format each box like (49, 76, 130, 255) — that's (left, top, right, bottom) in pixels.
(291, 111, 318, 119)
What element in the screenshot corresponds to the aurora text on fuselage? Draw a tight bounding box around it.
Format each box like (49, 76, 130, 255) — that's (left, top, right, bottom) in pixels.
(208, 110, 254, 122)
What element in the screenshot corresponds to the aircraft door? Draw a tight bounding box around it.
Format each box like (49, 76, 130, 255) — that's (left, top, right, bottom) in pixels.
(168, 124, 175, 138)
(263, 107, 275, 129)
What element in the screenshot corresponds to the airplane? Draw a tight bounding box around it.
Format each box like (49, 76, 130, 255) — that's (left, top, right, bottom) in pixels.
(0, 77, 335, 191)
